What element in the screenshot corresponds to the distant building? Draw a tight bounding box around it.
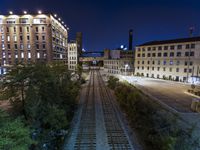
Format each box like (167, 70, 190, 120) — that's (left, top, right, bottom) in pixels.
(68, 42, 78, 70)
(76, 32, 82, 56)
(135, 37, 200, 82)
(103, 49, 134, 75)
(0, 12, 68, 75)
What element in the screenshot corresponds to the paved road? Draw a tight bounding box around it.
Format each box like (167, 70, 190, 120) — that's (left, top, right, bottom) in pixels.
(121, 76, 196, 113)
(64, 70, 137, 150)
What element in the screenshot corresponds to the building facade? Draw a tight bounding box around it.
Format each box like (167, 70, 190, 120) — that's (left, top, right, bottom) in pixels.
(104, 49, 134, 75)
(135, 37, 200, 82)
(68, 42, 78, 70)
(0, 13, 68, 75)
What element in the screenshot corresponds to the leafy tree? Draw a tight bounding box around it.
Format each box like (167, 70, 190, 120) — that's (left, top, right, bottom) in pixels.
(0, 109, 33, 150)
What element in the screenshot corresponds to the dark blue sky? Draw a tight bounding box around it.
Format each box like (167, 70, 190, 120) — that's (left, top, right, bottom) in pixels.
(0, 0, 200, 51)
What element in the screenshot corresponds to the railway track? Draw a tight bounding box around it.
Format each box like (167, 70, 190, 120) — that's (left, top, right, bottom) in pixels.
(97, 70, 133, 150)
(64, 69, 135, 150)
(74, 70, 96, 150)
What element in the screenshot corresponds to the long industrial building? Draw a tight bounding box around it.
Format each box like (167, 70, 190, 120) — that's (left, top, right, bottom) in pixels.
(134, 37, 200, 82)
(0, 11, 68, 75)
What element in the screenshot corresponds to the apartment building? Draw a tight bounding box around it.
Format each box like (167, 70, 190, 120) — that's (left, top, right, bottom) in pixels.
(135, 37, 200, 82)
(0, 12, 68, 75)
(104, 49, 134, 75)
(68, 42, 78, 70)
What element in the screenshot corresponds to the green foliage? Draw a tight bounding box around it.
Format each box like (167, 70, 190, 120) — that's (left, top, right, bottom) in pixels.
(3, 63, 80, 149)
(112, 82, 200, 150)
(0, 109, 33, 150)
(107, 76, 119, 89)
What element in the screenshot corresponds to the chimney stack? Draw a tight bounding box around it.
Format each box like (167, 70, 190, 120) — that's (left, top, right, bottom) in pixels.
(129, 29, 133, 50)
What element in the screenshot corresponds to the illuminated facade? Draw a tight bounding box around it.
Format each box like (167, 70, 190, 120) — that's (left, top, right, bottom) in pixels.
(104, 49, 134, 75)
(135, 37, 200, 82)
(68, 42, 78, 70)
(0, 12, 68, 74)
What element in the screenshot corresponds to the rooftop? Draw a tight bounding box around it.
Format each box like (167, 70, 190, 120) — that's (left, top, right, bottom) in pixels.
(138, 36, 200, 46)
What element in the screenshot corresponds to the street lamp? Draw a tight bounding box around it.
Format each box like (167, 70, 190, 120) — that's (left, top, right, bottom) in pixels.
(125, 64, 129, 76)
(38, 10, 42, 14)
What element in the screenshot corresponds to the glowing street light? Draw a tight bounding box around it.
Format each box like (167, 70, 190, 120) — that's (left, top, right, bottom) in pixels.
(58, 18, 61, 21)
(9, 11, 13, 15)
(38, 10, 42, 14)
(54, 14, 57, 17)
(23, 11, 27, 14)
(62, 21, 64, 24)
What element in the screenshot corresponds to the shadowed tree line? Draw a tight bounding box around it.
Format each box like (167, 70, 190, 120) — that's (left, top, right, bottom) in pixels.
(107, 76, 200, 150)
(1, 63, 81, 149)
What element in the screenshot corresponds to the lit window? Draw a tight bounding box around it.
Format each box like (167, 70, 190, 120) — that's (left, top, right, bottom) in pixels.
(28, 52, 31, 58)
(19, 18, 29, 24)
(14, 35, 17, 41)
(37, 52, 40, 58)
(21, 52, 24, 58)
(7, 35, 10, 41)
(27, 44, 31, 49)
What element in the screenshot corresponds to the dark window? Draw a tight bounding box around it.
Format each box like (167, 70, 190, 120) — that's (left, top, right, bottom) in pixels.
(170, 45, 174, 50)
(158, 46, 162, 50)
(185, 52, 189, 56)
(42, 26, 45, 32)
(42, 36, 45, 40)
(176, 52, 181, 57)
(42, 44, 46, 49)
(36, 27, 38, 32)
(27, 35, 30, 41)
(7, 44, 10, 49)
(20, 27, 22, 32)
(191, 44, 195, 49)
(163, 52, 168, 57)
(184, 68, 187, 73)
(152, 61, 155, 65)
(14, 44, 18, 49)
(185, 61, 187, 66)
(190, 61, 193, 66)
(177, 45, 182, 49)
(186, 44, 190, 49)
(148, 47, 151, 51)
(27, 27, 29, 32)
(36, 36, 39, 40)
(14, 27, 16, 32)
(137, 54, 141, 57)
(170, 52, 174, 57)
(147, 53, 151, 57)
(152, 47, 156, 51)
(147, 61, 150, 64)
(36, 44, 39, 49)
(20, 36, 23, 41)
(190, 51, 194, 56)
(164, 46, 168, 50)
(152, 53, 156, 57)
(7, 27, 9, 32)
(142, 53, 145, 57)
(158, 53, 162, 57)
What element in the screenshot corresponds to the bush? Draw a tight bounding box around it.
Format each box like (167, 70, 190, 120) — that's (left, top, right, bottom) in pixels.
(111, 82, 200, 150)
(107, 76, 119, 89)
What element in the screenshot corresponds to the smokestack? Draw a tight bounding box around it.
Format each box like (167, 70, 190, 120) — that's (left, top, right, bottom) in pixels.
(129, 29, 133, 50)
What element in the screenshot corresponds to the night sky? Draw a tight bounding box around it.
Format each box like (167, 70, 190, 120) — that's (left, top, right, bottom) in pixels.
(0, 0, 200, 51)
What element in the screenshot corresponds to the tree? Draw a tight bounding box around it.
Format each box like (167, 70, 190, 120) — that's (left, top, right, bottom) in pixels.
(0, 109, 33, 150)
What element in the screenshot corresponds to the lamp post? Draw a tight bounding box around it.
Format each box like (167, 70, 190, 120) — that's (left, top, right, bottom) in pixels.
(125, 64, 129, 76)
